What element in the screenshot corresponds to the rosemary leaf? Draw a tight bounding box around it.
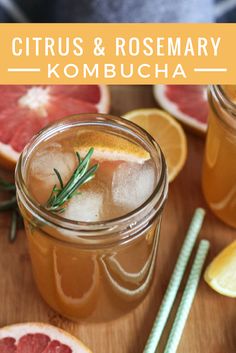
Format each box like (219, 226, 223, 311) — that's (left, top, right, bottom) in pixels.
(76, 152, 81, 164)
(0, 177, 16, 191)
(0, 196, 17, 211)
(0, 177, 22, 243)
(9, 210, 17, 243)
(54, 168, 64, 189)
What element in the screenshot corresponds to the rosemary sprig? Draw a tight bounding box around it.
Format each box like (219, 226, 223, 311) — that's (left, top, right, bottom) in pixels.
(0, 177, 20, 242)
(9, 210, 17, 243)
(0, 177, 16, 191)
(0, 195, 17, 211)
(46, 147, 99, 213)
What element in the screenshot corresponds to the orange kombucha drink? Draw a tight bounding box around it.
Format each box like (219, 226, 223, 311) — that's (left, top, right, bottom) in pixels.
(202, 85, 236, 228)
(16, 114, 168, 321)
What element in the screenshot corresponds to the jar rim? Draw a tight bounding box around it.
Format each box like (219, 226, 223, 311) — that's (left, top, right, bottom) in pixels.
(210, 85, 236, 132)
(15, 113, 168, 240)
(212, 85, 236, 112)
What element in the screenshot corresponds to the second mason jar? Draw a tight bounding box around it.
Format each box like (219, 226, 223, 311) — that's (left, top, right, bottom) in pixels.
(202, 85, 236, 228)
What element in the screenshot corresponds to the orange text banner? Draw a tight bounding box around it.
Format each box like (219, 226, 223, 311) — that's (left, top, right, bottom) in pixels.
(0, 23, 235, 84)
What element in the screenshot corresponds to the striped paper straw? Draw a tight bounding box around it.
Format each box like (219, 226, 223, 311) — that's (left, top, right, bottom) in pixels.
(143, 208, 205, 353)
(164, 239, 210, 353)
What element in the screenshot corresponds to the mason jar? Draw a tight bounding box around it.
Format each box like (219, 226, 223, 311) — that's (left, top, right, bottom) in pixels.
(15, 114, 168, 322)
(202, 85, 236, 228)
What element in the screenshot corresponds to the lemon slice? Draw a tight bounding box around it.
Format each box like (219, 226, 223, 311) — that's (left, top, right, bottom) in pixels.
(75, 130, 150, 163)
(204, 241, 236, 298)
(123, 109, 187, 182)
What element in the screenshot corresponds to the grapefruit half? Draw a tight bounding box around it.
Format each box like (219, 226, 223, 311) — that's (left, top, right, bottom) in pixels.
(153, 85, 208, 134)
(0, 85, 110, 169)
(0, 322, 92, 352)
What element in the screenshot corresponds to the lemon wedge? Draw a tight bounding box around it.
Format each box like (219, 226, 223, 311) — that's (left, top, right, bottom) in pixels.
(204, 241, 236, 298)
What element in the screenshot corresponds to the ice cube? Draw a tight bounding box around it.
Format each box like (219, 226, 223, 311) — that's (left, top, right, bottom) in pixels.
(64, 191, 104, 222)
(30, 143, 76, 185)
(112, 161, 155, 211)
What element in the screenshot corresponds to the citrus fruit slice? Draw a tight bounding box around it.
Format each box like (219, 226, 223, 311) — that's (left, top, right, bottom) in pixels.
(0, 322, 92, 352)
(123, 108, 187, 182)
(0, 85, 110, 169)
(153, 85, 208, 134)
(75, 130, 150, 163)
(204, 241, 236, 298)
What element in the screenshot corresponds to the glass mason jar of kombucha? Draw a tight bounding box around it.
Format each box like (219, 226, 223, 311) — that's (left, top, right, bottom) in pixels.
(15, 114, 168, 322)
(202, 85, 236, 228)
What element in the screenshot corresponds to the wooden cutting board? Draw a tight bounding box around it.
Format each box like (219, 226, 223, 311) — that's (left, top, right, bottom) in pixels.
(0, 85, 235, 353)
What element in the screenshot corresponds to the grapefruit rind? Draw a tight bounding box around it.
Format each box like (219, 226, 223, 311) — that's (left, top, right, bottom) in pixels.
(153, 85, 207, 134)
(0, 142, 19, 170)
(0, 322, 92, 353)
(95, 85, 110, 113)
(75, 131, 150, 163)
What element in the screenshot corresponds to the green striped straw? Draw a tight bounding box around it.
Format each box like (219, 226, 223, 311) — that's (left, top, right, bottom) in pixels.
(164, 239, 210, 353)
(143, 208, 205, 353)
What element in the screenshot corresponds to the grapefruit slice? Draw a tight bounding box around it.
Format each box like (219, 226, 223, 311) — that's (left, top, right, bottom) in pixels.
(153, 85, 208, 134)
(75, 130, 150, 163)
(0, 322, 92, 352)
(0, 85, 110, 169)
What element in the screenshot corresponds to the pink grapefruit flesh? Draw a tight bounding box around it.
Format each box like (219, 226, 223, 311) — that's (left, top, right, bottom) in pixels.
(153, 85, 208, 134)
(0, 322, 92, 353)
(0, 85, 110, 169)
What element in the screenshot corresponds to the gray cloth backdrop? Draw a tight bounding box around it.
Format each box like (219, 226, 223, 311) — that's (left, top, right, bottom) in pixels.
(0, 0, 235, 23)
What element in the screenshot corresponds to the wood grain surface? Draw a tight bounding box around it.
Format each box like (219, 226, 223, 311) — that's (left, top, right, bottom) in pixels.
(0, 85, 236, 353)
